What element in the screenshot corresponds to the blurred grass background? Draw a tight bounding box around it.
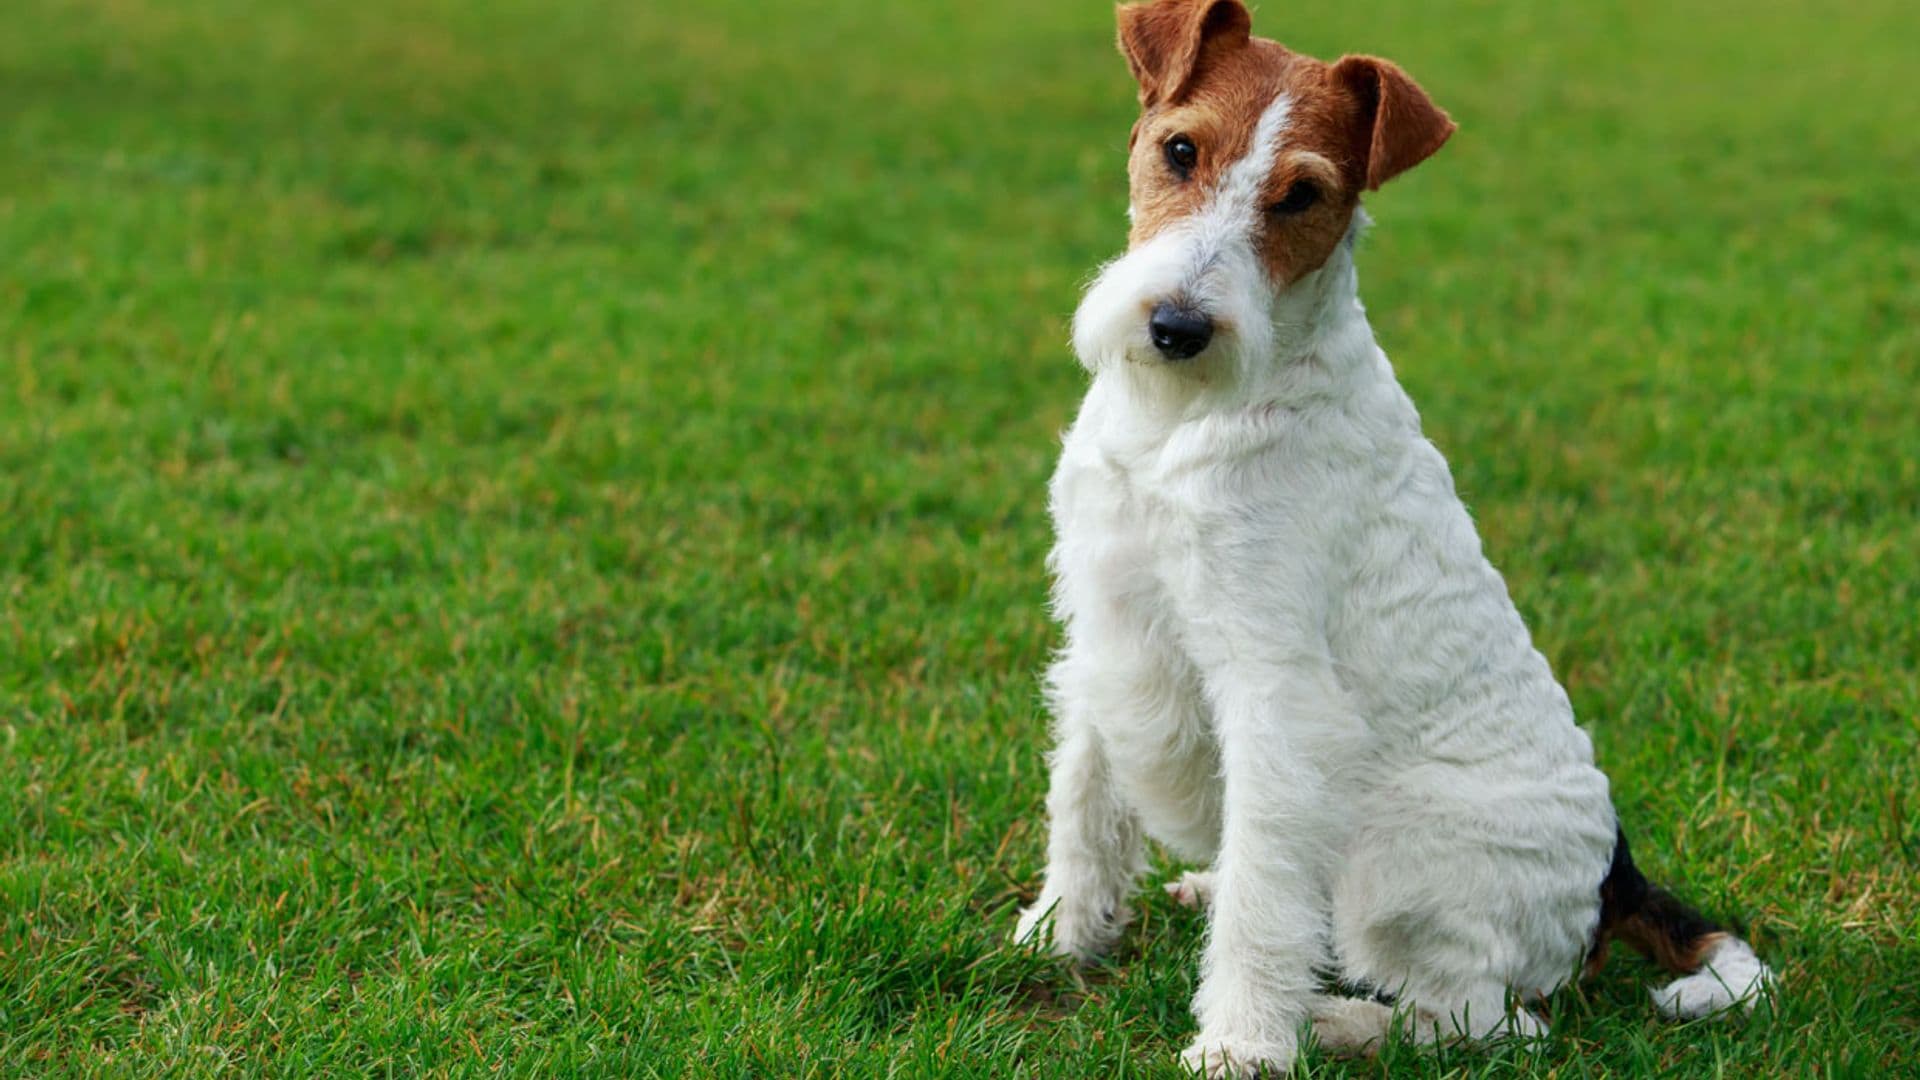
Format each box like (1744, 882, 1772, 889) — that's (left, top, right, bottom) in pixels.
(2, 0, 1916, 1074)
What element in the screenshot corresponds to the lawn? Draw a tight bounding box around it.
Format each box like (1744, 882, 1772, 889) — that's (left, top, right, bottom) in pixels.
(2, 0, 1916, 1074)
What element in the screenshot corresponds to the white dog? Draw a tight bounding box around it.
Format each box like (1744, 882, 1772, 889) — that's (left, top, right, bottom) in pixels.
(1012, 2, 1773, 1074)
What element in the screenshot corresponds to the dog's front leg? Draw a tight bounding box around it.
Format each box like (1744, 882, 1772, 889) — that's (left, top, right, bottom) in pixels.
(1013, 714, 1144, 961)
(1181, 661, 1349, 1078)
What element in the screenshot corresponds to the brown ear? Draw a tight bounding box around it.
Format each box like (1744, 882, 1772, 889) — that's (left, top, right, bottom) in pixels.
(1116, 0, 1252, 107)
(1330, 55, 1457, 190)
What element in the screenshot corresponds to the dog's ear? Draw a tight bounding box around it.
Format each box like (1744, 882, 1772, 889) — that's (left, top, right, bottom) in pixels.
(1329, 55, 1456, 190)
(1117, 0, 1252, 108)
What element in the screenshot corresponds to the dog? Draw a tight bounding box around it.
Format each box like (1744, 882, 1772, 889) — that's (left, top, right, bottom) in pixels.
(1011, 2, 1775, 1074)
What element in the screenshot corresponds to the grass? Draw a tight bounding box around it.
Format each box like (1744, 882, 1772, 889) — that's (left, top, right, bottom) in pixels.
(2, 0, 1916, 1074)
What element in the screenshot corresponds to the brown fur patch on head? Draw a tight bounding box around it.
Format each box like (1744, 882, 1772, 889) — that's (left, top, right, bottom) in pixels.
(1117, 0, 1252, 108)
(1329, 55, 1458, 191)
(1115, 0, 1455, 285)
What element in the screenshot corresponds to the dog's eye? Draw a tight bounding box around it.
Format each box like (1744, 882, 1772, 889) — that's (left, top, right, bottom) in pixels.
(1267, 181, 1320, 216)
(1164, 135, 1198, 178)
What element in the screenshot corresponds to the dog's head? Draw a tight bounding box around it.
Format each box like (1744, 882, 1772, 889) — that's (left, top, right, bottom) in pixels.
(1072, 0, 1454, 379)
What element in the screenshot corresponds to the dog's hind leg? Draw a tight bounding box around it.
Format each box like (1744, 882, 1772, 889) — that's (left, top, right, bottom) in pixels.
(1396, 983, 1548, 1045)
(1308, 987, 1546, 1058)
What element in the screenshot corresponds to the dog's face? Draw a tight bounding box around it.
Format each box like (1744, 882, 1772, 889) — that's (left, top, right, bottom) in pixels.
(1072, 0, 1455, 375)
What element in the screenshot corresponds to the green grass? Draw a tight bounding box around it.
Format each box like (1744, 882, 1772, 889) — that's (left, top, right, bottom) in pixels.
(2, 0, 1916, 1074)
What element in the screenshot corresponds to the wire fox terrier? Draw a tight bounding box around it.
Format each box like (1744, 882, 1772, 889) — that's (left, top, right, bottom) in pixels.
(1012, 2, 1774, 1074)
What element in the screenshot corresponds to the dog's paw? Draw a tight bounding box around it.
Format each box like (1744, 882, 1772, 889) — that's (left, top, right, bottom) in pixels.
(1179, 1032, 1297, 1078)
(1011, 893, 1126, 962)
(1307, 995, 1393, 1058)
(1164, 870, 1216, 910)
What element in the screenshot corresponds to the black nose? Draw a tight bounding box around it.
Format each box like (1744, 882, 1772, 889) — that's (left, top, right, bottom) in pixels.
(1148, 302, 1213, 360)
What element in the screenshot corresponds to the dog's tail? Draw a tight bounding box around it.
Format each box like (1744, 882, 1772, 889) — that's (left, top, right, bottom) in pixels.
(1585, 826, 1775, 1017)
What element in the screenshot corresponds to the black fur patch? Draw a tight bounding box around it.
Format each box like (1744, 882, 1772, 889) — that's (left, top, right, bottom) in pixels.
(1590, 824, 1730, 975)
(1596, 826, 1649, 931)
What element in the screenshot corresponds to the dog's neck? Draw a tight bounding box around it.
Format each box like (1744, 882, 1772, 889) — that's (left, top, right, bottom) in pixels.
(1110, 214, 1383, 426)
